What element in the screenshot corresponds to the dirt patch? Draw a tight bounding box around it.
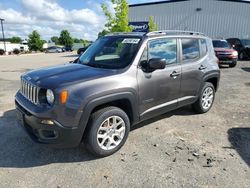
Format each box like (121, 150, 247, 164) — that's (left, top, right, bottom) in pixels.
(245, 82, 250, 87)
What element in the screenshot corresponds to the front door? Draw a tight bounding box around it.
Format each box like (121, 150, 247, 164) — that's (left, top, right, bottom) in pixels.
(137, 38, 181, 120)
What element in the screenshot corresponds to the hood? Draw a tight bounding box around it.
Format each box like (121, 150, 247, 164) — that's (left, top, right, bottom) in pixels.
(22, 63, 117, 88)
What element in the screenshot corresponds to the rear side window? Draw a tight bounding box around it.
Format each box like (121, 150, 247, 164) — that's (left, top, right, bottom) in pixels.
(200, 39, 208, 57)
(148, 38, 177, 65)
(182, 39, 200, 62)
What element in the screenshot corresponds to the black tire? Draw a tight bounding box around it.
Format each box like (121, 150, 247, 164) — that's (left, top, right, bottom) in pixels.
(192, 82, 215, 114)
(229, 61, 237, 68)
(239, 52, 245, 60)
(84, 106, 130, 157)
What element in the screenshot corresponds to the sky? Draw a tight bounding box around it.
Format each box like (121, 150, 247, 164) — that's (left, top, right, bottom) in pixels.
(0, 0, 159, 41)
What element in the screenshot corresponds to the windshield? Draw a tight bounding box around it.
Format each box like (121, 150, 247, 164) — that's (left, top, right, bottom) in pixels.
(241, 39, 250, 46)
(212, 40, 230, 49)
(78, 36, 141, 69)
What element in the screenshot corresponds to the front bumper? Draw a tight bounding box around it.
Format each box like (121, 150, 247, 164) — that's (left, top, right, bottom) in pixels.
(15, 99, 83, 148)
(217, 56, 237, 65)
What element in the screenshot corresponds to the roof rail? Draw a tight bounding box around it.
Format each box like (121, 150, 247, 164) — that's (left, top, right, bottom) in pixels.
(146, 30, 205, 36)
(105, 32, 146, 36)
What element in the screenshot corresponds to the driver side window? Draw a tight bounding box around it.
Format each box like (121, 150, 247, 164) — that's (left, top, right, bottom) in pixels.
(149, 38, 177, 65)
(140, 47, 148, 63)
(140, 38, 177, 66)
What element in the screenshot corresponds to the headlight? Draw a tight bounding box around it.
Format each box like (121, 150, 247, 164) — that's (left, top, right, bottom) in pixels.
(46, 89, 55, 105)
(232, 51, 238, 57)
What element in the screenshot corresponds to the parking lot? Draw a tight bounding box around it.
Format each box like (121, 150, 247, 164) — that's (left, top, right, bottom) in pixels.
(0, 52, 249, 188)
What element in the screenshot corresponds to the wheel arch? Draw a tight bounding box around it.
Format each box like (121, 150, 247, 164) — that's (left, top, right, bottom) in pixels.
(203, 72, 220, 92)
(78, 92, 139, 139)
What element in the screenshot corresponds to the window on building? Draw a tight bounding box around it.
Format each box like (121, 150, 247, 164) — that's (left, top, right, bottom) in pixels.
(148, 38, 177, 65)
(182, 39, 200, 62)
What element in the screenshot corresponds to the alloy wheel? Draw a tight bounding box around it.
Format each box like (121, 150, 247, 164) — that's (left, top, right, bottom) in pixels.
(97, 116, 126, 151)
(201, 87, 214, 110)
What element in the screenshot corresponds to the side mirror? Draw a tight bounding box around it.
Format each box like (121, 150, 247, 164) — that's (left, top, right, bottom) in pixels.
(148, 58, 166, 70)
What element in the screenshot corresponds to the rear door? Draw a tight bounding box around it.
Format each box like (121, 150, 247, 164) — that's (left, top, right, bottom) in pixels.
(179, 38, 207, 106)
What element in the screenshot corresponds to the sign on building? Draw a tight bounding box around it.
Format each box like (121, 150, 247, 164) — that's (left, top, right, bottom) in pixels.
(129, 22, 149, 32)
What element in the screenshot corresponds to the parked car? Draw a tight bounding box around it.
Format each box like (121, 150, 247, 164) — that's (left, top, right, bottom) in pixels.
(77, 47, 88, 55)
(46, 46, 63, 53)
(63, 46, 73, 52)
(15, 31, 220, 157)
(212, 39, 238, 67)
(226, 38, 250, 60)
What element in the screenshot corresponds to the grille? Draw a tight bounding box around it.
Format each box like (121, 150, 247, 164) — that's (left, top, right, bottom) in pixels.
(20, 78, 40, 104)
(216, 51, 232, 55)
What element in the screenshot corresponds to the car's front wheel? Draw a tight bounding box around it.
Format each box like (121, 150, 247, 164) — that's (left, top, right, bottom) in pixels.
(85, 107, 130, 157)
(239, 52, 245, 60)
(192, 82, 215, 114)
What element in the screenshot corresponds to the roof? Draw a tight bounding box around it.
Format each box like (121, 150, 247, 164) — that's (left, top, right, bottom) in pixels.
(129, 0, 250, 7)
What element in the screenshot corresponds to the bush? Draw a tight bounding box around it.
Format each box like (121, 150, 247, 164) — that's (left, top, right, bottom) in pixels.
(0, 49, 5, 55)
(13, 48, 20, 54)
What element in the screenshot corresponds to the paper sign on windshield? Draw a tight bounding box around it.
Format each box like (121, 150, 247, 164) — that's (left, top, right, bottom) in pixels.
(122, 38, 140, 44)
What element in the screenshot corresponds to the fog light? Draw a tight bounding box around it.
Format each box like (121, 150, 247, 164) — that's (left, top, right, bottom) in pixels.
(41, 120, 54, 125)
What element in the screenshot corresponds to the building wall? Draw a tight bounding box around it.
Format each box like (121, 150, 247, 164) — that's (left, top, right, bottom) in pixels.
(129, 0, 250, 38)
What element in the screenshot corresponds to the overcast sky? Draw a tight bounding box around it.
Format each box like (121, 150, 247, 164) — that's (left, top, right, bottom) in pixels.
(0, 0, 159, 41)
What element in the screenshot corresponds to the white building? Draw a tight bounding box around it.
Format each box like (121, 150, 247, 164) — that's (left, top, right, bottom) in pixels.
(129, 0, 250, 38)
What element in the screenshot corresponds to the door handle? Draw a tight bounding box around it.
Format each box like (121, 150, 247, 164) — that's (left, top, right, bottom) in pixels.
(199, 65, 207, 70)
(170, 71, 180, 78)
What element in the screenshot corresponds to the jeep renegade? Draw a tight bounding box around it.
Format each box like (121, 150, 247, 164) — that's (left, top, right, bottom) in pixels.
(15, 30, 220, 157)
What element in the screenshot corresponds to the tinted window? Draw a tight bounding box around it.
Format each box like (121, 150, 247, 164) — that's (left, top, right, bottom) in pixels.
(231, 39, 241, 45)
(212, 40, 230, 49)
(200, 39, 208, 57)
(182, 39, 200, 61)
(148, 38, 177, 65)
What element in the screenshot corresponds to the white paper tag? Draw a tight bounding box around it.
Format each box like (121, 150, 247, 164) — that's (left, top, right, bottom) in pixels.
(122, 38, 140, 44)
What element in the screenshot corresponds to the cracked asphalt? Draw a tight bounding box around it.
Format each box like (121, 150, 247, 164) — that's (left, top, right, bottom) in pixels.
(0, 52, 249, 188)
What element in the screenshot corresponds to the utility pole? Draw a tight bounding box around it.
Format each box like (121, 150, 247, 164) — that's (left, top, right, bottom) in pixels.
(0, 18, 6, 54)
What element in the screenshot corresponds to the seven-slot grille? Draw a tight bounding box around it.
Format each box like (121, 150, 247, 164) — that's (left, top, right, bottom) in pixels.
(20, 78, 39, 104)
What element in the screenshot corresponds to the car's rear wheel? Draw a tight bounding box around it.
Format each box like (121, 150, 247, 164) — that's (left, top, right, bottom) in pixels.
(85, 107, 130, 157)
(192, 82, 215, 114)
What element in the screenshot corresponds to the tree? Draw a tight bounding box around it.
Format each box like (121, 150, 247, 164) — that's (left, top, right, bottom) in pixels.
(73, 38, 81, 43)
(148, 16, 158, 32)
(101, 0, 132, 33)
(51, 36, 59, 45)
(98, 29, 109, 38)
(59, 30, 73, 47)
(10, 36, 22, 43)
(28, 30, 44, 51)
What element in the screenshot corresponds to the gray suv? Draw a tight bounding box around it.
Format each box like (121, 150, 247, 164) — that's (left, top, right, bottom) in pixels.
(15, 31, 220, 157)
